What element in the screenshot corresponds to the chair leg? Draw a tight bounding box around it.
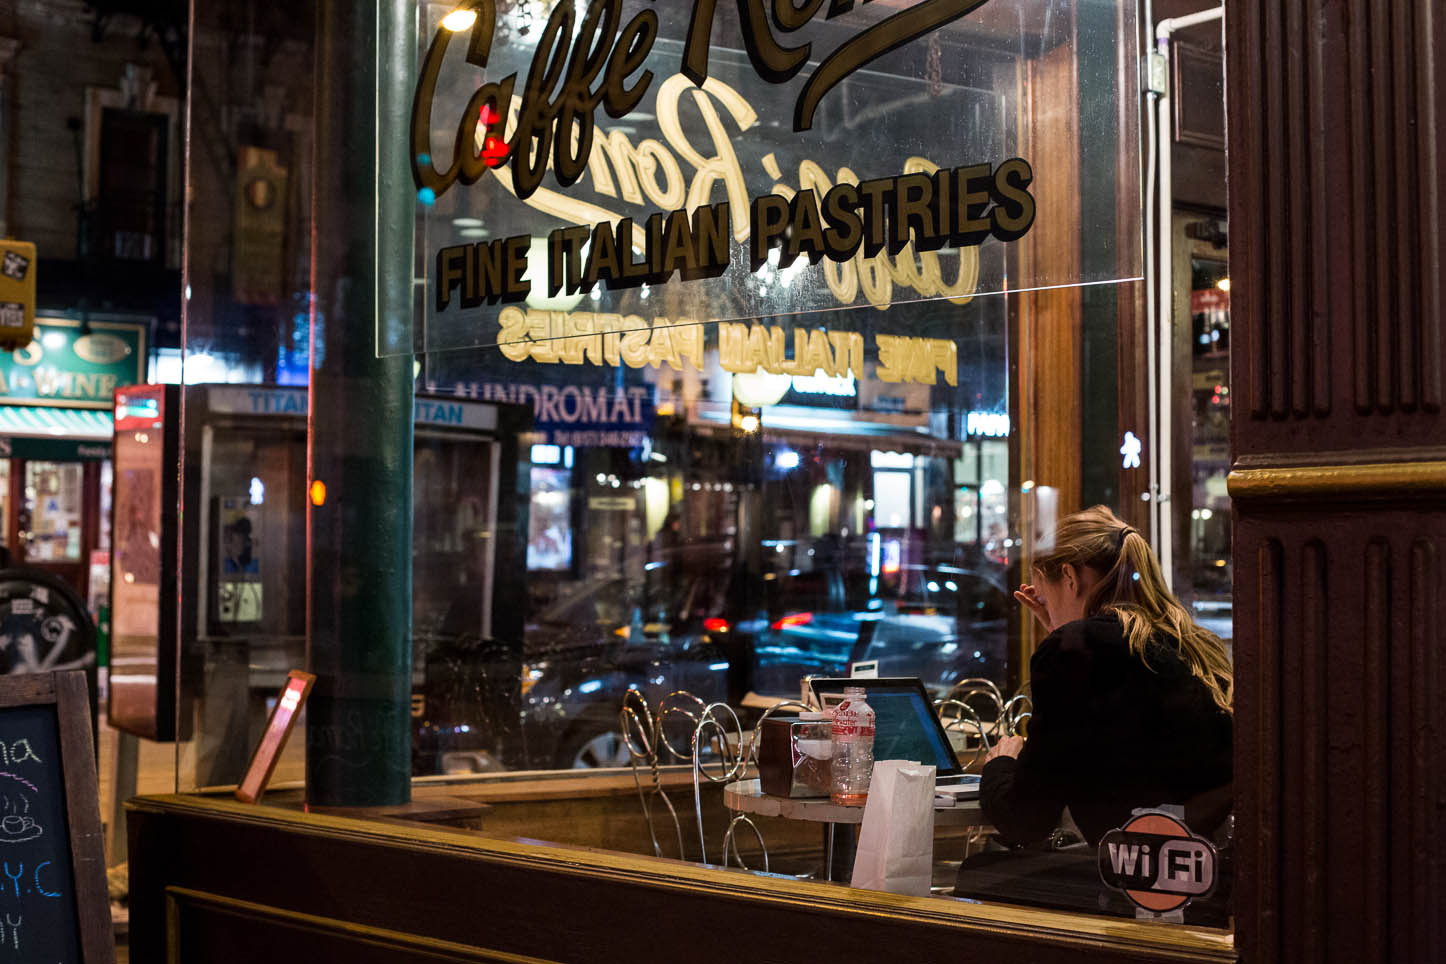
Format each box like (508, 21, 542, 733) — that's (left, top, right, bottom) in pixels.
(825, 823, 835, 881)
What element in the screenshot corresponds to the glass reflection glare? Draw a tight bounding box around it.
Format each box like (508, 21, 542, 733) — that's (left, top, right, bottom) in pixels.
(441, 8, 477, 32)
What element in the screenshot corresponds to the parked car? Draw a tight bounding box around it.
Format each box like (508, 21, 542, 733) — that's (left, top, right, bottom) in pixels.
(415, 546, 1012, 773)
(752, 562, 1010, 698)
(856, 564, 1010, 693)
(516, 570, 735, 769)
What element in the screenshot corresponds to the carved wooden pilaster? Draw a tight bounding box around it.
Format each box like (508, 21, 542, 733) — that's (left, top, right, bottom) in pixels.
(1227, 1, 1445, 962)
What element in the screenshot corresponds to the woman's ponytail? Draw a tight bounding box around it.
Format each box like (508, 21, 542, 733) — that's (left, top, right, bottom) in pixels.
(1034, 506, 1233, 713)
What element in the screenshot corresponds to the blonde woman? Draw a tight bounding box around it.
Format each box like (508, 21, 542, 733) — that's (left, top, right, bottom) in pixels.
(977, 505, 1233, 847)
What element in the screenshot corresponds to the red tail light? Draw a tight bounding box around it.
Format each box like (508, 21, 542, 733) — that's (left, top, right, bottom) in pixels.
(771, 612, 814, 631)
(704, 618, 730, 633)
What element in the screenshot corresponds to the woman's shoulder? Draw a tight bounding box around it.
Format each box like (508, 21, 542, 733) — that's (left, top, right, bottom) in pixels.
(1030, 613, 1129, 678)
(1036, 612, 1129, 657)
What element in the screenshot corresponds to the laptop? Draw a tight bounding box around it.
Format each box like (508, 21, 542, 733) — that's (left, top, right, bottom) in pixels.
(808, 677, 981, 798)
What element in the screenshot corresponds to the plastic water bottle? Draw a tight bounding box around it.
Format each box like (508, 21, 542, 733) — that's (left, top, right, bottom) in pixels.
(830, 686, 875, 806)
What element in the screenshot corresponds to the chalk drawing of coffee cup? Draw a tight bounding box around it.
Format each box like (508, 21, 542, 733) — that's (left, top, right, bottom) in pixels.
(0, 774, 41, 843)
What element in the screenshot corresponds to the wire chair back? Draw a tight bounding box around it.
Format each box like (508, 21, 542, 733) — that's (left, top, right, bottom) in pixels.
(621, 689, 776, 870)
(1000, 693, 1033, 736)
(943, 678, 1005, 720)
(934, 698, 991, 767)
(620, 688, 686, 860)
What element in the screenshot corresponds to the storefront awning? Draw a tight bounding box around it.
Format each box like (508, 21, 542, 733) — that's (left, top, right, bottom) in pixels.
(0, 406, 113, 460)
(0, 405, 113, 439)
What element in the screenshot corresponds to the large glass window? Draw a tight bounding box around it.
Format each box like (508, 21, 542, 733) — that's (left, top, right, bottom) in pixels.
(156, 0, 1234, 939)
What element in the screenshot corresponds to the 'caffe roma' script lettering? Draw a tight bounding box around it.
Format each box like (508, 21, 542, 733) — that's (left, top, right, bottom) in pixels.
(412, 0, 996, 201)
(473, 76, 1008, 309)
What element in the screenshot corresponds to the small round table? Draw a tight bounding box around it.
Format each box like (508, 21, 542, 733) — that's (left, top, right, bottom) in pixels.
(723, 778, 986, 880)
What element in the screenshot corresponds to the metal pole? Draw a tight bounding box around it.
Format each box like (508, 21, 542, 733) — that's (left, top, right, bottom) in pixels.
(826, 822, 835, 881)
(306, 0, 416, 807)
(108, 731, 138, 865)
(1152, 5, 1224, 590)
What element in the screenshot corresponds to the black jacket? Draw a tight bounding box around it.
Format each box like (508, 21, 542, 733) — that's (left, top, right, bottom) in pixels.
(979, 612, 1232, 846)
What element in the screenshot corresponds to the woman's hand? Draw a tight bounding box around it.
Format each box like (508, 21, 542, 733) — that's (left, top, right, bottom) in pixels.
(984, 735, 1024, 764)
(1014, 583, 1053, 633)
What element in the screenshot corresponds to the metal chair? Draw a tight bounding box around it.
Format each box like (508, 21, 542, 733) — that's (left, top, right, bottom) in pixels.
(937, 678, 1005, 767)
(1000, 691, 1033, 736)
(620, 689, 772, 870)
(943, 678, 1005, 719)
(718, 698, 820, 872)
(619, 688, 686, 861)
(934, 698, 992, 768)
(739, 698, 813, 767)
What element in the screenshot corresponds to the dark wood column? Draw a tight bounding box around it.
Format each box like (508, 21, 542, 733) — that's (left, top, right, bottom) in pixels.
(1226, 1, 1445, 962)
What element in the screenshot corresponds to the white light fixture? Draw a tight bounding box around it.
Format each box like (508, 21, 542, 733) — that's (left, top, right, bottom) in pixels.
(531, 444, 562, 465)
(870, 450, 913, 469)
(1216, 277, 1231, 292)
(441, 7, 477, 31)
(731, 368, 791, 407)
(965, 410, 1010, 437)
(792, 370, 855, 397)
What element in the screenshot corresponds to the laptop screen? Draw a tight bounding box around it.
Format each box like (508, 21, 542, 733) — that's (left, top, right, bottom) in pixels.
(809, 677, 963, 777)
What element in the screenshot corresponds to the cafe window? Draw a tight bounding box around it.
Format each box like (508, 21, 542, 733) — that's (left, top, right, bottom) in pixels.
(153, 0, 1234, 944)
(24, 461, 84, 562)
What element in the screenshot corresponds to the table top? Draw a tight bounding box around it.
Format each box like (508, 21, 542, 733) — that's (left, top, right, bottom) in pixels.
(723, 779, 984, 826)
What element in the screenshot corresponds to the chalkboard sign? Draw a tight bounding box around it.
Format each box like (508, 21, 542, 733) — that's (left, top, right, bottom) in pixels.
(0, 672, 112, 963)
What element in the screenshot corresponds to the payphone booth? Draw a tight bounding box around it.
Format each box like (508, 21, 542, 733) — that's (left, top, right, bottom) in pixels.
(109, 383, 529, 788)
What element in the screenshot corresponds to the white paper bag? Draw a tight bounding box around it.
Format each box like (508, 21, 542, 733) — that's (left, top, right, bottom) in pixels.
(850, 760, 936, 896)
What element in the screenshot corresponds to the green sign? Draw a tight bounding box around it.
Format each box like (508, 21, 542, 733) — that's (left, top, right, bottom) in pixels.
(0, 438, 111, 461)
(0, 318, 146, 409)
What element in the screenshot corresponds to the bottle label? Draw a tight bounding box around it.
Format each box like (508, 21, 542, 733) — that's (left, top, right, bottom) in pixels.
(832, 723, 874, 738)
(832, 700, 874, 742)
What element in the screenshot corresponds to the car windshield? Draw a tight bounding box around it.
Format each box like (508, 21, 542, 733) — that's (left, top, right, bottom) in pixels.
(533, 562, 731, 639)
(881, 566, 1008, 619)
